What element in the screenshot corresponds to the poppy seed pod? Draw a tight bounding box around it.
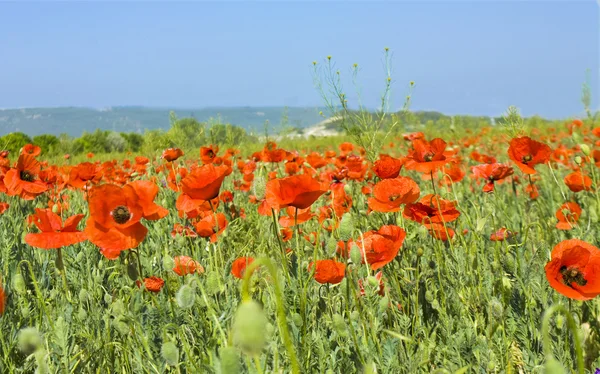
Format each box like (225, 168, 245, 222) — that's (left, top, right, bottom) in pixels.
(233, 300, 268, 356)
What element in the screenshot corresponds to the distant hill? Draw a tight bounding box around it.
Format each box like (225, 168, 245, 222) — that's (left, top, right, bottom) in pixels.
(0, 106, 326, 137)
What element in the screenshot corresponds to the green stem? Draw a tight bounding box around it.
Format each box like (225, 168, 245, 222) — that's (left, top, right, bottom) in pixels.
(541, 304, 584, 374)
(241, 258, 300, 374)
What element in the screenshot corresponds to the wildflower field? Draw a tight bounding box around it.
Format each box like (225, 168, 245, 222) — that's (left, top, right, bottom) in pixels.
(2, 104, 600, 373)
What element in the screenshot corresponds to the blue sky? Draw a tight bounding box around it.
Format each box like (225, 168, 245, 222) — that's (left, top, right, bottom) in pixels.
(0, 1, 598, 118)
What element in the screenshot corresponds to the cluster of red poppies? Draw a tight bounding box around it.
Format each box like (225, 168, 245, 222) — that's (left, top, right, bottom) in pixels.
(1, 118, 599, 306)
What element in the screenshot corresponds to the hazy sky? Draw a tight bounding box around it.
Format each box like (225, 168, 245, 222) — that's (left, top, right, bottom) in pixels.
(0, 1, 598, 118)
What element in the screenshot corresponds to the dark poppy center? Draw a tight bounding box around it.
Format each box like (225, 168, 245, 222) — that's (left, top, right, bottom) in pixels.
(522, 155, 532, 163)
(207, 151, 214, 158)
(388, 194, 400, 202)
(111, 205, 132, 224)
(560, 266, 587, 287)
(20, 170, 35, 182)
(423, 152, 434, 162)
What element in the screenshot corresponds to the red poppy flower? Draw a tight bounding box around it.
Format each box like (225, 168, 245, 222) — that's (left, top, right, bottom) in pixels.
(220, 190, 234, 203)
(200, 145, 219, 164)
(4, 154, 48, 200)
(306, 152, 328, 169)
(162, 148, 184, 162)
(427, 223, 455, 241)
(564, 172, 592, 193)
(173, 255, 204, 276)
(279, 207, 314, 227)
(472, 163, 514, 192)
(490, 228, 517, 242)
(372, 154, 404, 179)
(0, 281, 4, 315)
(309, 259, 346, 284)
(507, 136, 551, 174)
(140, 276, 165, 293)
(404, 138, 452, 173)
(368, 177, 420, 213)
(84, 181, 168, 251)
(545, 239, 600, 300)
(403, 132, 424, 141)
(340, 225, 406, 270)
(181, 164, 232, 201)
(403, 194, 460, 224)
(194, 212, 228, 242)
(231, 257, 255, 279)
(21, 144, 41, 157)
(555, 202, 582, 230)
(265, 173, 328, 210)
(100, 247, 122, 260)
(171, 223, 198, 238)
(25, 209, 87, 249)
(68, 162, 103, 189)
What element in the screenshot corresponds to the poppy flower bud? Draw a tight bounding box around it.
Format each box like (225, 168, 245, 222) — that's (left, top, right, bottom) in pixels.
(79, 289, 89, 304)
(162, 255, 174, 271)
(161, 341, 179, 366)
(339, 214, 354, 241)
(367, 276, 379, 287)
(379, 295, 389, 311)
(176, 285, 196, 309)
(579, 144, 591, 156)
(350, 243, 362, 265)
(326, 236, 338, 255)
(292, 312, 303, 328)
(205, 271, 221, 295)
(233, 300, 268, 356)
(219, 346, 240, 374)
(126, 258, 139, 281)
(51, 204, 59, 214)
(103, 293, 112, 305)
(574, 156, 582, 165)
(416, 248, 424, 257)
(343, 184, 352, 195)
(21, 306, 30, 318)
(77, 307, 87, 320)
(425, 290, 434, 303)
(18, 327, 42, 354)
(332, 314, 348, 337)
(13, 273, 26, 295)
(543, 356, 565, 374)
(489, 298, 503, 320)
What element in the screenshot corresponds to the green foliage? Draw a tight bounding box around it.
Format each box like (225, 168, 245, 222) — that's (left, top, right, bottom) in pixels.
(0, 132, 32, 154)
(32, 134, 60, 155)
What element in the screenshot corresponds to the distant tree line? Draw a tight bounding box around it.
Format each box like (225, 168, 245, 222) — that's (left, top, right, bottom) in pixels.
(0, 112, 258, 157)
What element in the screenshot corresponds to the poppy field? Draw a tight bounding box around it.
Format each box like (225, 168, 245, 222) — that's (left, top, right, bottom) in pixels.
(1, 113, 600, 373)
